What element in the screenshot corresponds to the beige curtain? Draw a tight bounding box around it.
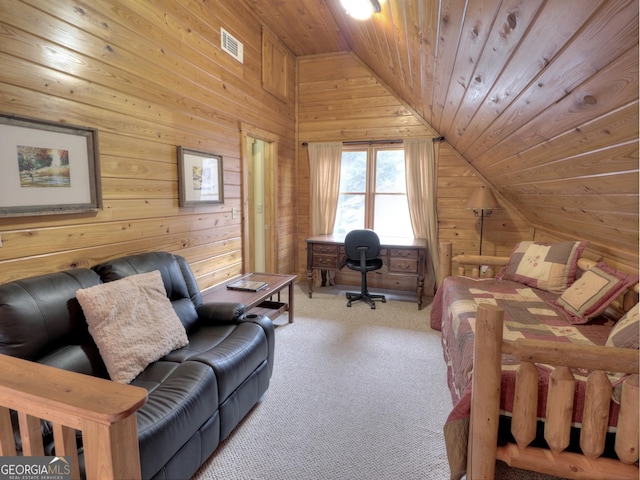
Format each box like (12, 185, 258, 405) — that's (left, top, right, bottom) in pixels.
(405, 138, 440, 293)
(308, 142, 342, 235)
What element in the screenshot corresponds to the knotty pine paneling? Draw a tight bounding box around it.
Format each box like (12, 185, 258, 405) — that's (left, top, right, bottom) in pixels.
(2, 0, 636, 288)
(296, 52, 532, 287)
(243, 0, 348, 56)
(296, 52, 434, 285)
(255, 0, 639, 275)
(0, 0, 297, 286)
(436, 147, 532, 259)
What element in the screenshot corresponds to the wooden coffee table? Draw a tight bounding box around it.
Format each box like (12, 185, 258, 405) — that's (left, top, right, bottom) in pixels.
(202, 272, 297, 323)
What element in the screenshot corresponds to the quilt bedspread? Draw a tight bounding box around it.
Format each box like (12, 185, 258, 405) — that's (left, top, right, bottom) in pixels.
(430, 276, 617, 480)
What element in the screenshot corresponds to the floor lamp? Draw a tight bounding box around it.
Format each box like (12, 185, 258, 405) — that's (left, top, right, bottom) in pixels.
(466, 186, 500, 255)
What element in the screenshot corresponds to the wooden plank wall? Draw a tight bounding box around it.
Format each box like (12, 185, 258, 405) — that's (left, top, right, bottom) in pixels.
(437, 148, 532, 259)
(297, 52, 532, 287)
(1, 2, 630, 290)
(273, 0, 639, 277)
(0, 0, 297, 287)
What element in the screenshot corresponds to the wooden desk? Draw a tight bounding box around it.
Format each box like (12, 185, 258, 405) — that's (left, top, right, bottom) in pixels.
(202, 272, 297, 323)
(305, 234, 428, 309)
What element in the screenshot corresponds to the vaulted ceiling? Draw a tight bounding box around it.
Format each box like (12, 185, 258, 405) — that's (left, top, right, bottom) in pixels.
(246, 0, 639, 258)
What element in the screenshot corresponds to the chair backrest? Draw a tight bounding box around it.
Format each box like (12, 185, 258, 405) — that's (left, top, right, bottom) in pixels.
(345, 229, 381, 261)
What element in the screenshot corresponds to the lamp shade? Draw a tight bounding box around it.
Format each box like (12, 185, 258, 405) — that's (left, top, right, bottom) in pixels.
(466, 186, 500, 211)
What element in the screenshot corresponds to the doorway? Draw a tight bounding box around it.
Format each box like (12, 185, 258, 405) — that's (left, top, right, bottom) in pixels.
(240, 124, 278, 273)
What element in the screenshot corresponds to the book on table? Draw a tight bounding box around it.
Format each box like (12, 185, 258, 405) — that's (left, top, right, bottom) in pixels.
(226, 279, 269, 292)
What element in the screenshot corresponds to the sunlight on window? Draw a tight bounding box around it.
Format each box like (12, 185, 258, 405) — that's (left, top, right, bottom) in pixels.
(334, 194, 365, 235)
(334, 151, 366, 235)
(374, 195, 413, 237)
(374, 149, 412, 237)
(334, 145, 413, 238)
(375, 150, 406, 193)
(339, 151, 367, 191)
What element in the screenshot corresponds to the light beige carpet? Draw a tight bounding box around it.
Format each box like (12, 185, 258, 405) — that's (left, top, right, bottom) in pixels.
(192, 283, 563, 480)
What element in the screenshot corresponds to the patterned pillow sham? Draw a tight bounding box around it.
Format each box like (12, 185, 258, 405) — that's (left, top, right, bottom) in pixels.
(496, 241, 586, 293)
(606, 303, 639, 349)
(605, 303, 639, 403)
(551, 262, 639, 325)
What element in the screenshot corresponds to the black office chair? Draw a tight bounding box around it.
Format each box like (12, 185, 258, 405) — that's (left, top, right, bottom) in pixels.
(344, 229, 386, 309)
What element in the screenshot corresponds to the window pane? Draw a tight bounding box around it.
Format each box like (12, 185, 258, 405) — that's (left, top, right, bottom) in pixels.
(339, 151, 367, 192)
(374, 195, 413, 238)
(334, 194, 364, 235)
(375, 150, 406, 193)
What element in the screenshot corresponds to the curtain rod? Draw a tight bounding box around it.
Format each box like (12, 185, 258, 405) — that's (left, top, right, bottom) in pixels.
(343, 139, 403, 145)
(301, 137, 444, 147)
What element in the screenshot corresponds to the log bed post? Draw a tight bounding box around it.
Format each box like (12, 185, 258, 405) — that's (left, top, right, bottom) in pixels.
(439, 242, 452, 284)
(467, 304, 504, 480)
(442, 242, 640, 479)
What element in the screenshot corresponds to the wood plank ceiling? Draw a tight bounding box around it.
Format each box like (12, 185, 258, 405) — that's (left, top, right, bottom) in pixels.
(245, 0, 639, 259)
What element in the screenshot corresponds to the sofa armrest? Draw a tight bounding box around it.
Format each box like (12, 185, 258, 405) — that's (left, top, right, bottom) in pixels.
(197, 302, 245, 324)
(239, 313, 275, 379)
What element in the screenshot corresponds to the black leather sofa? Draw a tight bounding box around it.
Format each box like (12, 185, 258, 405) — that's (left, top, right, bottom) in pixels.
(0, 251, 275, 480)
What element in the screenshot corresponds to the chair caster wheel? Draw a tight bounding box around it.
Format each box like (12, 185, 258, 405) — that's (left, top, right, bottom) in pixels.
(371, 304, 376, 309)
(347, 302, 352, 307)
(382, 298, 386, 303)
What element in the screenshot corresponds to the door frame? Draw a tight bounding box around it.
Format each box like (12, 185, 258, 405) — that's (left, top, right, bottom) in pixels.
(240, 123, 279, 273)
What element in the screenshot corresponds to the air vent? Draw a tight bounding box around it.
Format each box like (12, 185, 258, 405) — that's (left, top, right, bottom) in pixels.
(221, 27, 243, 63)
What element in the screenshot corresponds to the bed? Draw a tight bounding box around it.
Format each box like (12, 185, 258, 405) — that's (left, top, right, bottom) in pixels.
(432, 241, 639, 480)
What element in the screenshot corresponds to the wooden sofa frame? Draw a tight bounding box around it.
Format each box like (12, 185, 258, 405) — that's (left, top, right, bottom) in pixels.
(439, 242, 639, 480)
(0, 354, 147, 480)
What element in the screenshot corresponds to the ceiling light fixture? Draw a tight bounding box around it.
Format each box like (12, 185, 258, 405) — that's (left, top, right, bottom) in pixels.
(340, 0, 381, 20)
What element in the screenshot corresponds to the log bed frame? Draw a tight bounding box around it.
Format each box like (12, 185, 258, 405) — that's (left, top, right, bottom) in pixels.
(439, 242, 639, 480)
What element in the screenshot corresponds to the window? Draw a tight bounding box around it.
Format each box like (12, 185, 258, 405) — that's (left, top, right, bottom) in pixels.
(333, 144, 413, 238)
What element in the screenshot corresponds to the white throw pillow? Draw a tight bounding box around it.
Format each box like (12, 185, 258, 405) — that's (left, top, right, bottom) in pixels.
(76, 270, 189, 384)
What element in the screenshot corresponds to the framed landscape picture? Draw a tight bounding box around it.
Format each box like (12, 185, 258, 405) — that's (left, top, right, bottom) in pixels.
(0, 114, 101, 217)
(178, 147, 224, 207)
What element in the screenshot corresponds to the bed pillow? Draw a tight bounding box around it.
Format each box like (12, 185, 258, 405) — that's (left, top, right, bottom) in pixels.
(605, 303, 639, 403)
(76, 270, 189, 384)
(606, 303, 639, 349)
(496, 241, 586, 293)
(552, 263, 638, 325)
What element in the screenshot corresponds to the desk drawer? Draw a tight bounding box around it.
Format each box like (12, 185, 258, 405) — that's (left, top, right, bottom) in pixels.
(390, 248, 418, 259)
(389, 258, 418, 274)
(312, 254, 339, 269)
(313, 244, 338, 254)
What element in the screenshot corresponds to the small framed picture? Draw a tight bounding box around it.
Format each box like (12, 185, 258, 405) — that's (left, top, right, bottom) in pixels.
(177, 147, 224, 207)
(0, 114, 101, 217)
